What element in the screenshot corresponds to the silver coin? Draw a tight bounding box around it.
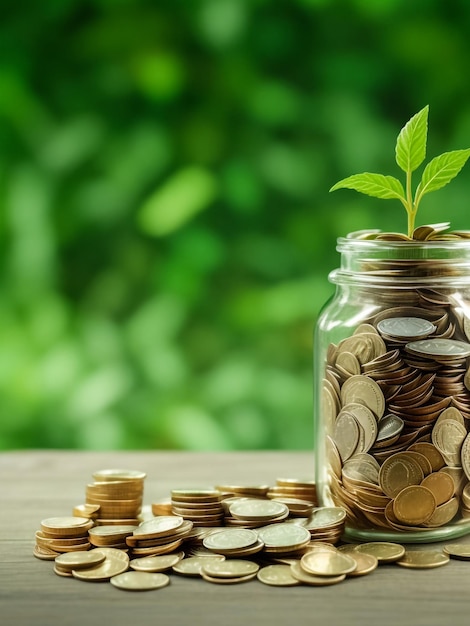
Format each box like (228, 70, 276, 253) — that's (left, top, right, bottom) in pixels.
(377, 317, 436, 339)
(376, 414, 404, 442)
(405, 339, 470, 359)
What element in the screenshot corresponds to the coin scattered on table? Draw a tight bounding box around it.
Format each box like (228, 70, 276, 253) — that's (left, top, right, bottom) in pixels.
(31, 466, 470, 593)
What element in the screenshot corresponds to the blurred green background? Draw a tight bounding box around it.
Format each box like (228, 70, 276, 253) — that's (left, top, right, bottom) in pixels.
(2, 0, 470, 451)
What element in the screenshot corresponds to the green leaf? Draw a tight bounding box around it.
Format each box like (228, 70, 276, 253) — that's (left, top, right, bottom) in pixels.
(329, 173, 405, 201)
(415, 149, 470, 201)
(395, 105, 429, 173)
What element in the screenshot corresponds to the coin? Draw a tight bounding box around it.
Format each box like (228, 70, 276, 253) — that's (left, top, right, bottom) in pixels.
(405, 339, 470, 359)
(72, 555, 129, 581)
(92, 469, 146, 481)
(461, 434, 470, 480)
(396, 550, 450, 569)
(228, 499, 289, 521)
(300, 550, 357, 576)
(290, 561, 345, 586)
(408, 443, 446, 472)
(200, 571, 257, 584)
(132, 516, 184, 538)
(377, 317, 436, 339)
(203, 528, 259, 552)
(443, 544, 470, 560)
(55, 551, 106, 570)
(375, 414, 404, 443)
(354, 542, 405, 563)
(347, 552, 378, 577)
(257, 565, 300, 586)
(421, 471, 455, 506)
(129, 552, 184, 572)
(379, 453, 424, 498)
(201, 559, 259, 578)
(334, 411, 360, 462)
(40, 517, 93, 535)
(172, 555, 225, 576)
(110, 571, 169, 590)
(257, 523, 311, 548)
(340, 375, 385, 419)
(393, 485, 436, 525)
(432, 419, 467, 466)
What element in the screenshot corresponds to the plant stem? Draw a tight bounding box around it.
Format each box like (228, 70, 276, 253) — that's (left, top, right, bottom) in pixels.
(405, 168, 414, 238)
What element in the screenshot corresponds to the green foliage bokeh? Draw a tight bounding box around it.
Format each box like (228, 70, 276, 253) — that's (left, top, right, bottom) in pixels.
(2, 0, 470, 450)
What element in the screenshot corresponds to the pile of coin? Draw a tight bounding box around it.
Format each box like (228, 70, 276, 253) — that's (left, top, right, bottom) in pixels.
(85, 469, 146, 525)
(33, 467, 470, 591)
(354, 223, 470, 243)
(125, 516, 194, 557)
(34, 517, 93, 559)
(322, 238, 470, 531)
(266, 478, 317, 515)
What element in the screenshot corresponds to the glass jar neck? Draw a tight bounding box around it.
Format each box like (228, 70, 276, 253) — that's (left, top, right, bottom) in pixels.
(330, 233, 470, 287)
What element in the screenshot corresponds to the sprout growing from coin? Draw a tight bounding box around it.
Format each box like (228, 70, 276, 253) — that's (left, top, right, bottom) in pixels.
(330, 105, 470, 239)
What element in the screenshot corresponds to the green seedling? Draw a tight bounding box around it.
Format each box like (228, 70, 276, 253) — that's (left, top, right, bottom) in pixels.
(330, 105, 470, 238)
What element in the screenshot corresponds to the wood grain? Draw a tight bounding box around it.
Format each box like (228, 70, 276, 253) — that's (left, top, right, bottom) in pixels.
(1, 450, 469, 626)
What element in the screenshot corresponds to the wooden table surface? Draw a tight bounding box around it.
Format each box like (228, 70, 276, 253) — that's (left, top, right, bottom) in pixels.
(2, 449, 470, 626)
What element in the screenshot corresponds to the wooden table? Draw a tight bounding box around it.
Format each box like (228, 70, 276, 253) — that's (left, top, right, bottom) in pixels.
(2, 450, 470, 626)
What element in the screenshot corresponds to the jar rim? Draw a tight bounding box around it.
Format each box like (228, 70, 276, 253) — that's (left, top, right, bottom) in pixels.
(337, 231, 470, 252)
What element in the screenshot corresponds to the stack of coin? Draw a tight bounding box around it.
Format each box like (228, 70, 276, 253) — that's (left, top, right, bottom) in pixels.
(296, 507, 347, 544)
(199, 559, 260, 584)
(125, 516, 193, 557)
(34, 517, 93, 559)
(86, 469, 146, 525)
(71, 547, 130, 581)
(202, 528, 264, 557)
(88, 525, 137, 549)
(267, 478, 317, 505)
(170, 489, 224, 526)
(215, 484, 269, 498)
(224, 498, 289, 528)
(257, 522, 311, 557)
(54, 550, 106, 577)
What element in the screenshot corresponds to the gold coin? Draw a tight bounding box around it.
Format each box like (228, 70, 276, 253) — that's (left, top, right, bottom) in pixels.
(378, 453, 424, 499)
(228, 499, 288, 521)
(421, 471, 455, 506)
(300, 551, 356, 576)
(443, 544, 470, 560)
(290, 561, 345, 586)
(347, 552, 378, 577)
(172, 555, 225, 576)
(257, 523, 310, 548)
(333, 410, 360, 463)
(54, 564, 74, 577)
(92, 469, 146, 481)
(33, 545, 60, 560)
(396, 550, 450, 569)
(73, 504, 100, 519)
(72, 556, 129, 581)
(201, 559, 259, 579)
(460, 433, 470, 480)
(41, 517, 93, 535)
(340, 375, 385, 419)
(132, 516, 184, 539)
(393, 485, 436, 525)
(203, 528, 259, 552)
(200, 571, 257, 584)
(129, 552, 184, 572)
(55, 551, 106, 570)
(354, 542, 405, 563)
(257, 565, 300, 586)
(408, 443, 446, 472)
(110, 571, 169, 590)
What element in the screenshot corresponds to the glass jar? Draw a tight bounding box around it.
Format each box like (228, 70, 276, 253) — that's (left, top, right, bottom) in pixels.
(314, 231, 470, 543)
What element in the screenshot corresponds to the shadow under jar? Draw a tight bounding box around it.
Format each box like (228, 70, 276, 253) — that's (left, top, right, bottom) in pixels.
(314, 232, 470, 542)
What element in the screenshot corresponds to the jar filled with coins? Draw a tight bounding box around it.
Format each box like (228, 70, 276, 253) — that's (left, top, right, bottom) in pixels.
(314, 229, 470, 542)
